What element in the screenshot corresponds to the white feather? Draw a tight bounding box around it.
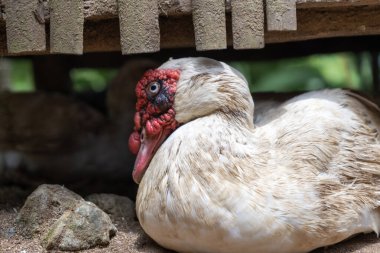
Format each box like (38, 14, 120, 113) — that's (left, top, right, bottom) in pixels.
(137, 57, 380, 253)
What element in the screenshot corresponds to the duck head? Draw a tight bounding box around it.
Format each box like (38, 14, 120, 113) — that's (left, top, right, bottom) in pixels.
(128, 57, 253, 183)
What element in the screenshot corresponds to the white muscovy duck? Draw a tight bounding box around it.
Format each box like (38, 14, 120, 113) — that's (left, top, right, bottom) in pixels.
(129, 57, 380, 253)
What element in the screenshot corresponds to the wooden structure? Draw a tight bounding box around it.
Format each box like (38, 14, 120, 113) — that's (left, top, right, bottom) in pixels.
(1, 0, 380, 56)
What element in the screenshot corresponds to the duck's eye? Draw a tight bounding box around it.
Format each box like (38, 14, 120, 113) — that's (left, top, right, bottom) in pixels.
(147, 81, 161, 97)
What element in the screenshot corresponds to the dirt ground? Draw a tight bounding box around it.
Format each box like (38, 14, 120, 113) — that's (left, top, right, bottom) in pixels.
(0, 184, 170, 253)
(1, 184, 380, 253)
(0, 208, 168, 253)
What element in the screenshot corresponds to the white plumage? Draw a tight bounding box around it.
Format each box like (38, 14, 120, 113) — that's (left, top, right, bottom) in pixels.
(134, 57, 380, 253)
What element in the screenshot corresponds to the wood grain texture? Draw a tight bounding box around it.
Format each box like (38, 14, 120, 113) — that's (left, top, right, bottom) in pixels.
(83, 0, 191, 19)
(192, 0, 226, 51)
(266, 0, 297, 31)
(265, 5, 380, 43)
(118, 0, 160, 54)
(81, 0, 380, 18)
(1, 0, 380, 23)
(4, 0, 46, 53)
(298, 0, 380, 8)
(231, 0, 264, 49)
(50, 0, 84, 54)
(1, 5, 380, 55)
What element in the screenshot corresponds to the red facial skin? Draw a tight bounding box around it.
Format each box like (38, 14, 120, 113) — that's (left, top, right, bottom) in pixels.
(128, 69, 180, 183)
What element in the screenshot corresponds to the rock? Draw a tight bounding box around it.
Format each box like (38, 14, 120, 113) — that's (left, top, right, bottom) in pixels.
(86, 193, 135, 219)
(17, 184, 83, 237)
(86, 193, 172, 253)
(17, 184, 118, 251)
(42, 201, 117, 251)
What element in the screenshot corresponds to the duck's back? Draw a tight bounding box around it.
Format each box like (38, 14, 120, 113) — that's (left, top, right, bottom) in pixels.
(255, 89, 380, 242)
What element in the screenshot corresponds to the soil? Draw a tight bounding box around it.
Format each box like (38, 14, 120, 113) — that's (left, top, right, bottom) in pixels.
(0, 183, 170, 253)
(0, 205, 162, 253)
(0, 182, 379, 253)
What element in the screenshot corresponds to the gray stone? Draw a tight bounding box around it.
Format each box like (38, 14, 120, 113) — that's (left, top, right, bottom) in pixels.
(86, 193, 135, 219)
(17, 184, 83, 237)
(42, 201, 117, 251)
(16, 184, 118, 251)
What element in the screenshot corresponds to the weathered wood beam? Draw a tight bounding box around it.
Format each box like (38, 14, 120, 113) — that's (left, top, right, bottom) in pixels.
(265, 6, 380, 43)
(297, 0, 380, 8)
(49, 0, 84, 54)
(192, 0, 226, 51)
(1, 0, 380, 23)
(118, 0, 160, 54)
(98, 5, 380, 51)
(81, 0, 380, 19)
(266, 0, 297, 31)
(231, 0, 264, 49)
(1, 5, 380, 56)
(84, 0, 192, 19)
(4, 0, 46, 54)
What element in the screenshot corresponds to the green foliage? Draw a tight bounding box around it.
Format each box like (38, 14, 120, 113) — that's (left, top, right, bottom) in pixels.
(70, 68, 117, 92)
(229, 52, 372, 92)
(9, 59, 35, 92)
(6, 53, 374, 93)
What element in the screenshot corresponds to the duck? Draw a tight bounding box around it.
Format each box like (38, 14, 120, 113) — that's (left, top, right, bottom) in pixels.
(129, 57, 380, 253)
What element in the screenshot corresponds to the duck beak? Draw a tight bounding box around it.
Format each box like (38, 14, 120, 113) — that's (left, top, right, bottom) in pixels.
(132, 128, 171, 184)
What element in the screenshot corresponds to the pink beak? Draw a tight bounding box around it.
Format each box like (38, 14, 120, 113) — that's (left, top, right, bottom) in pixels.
(132, 128, 172, 184)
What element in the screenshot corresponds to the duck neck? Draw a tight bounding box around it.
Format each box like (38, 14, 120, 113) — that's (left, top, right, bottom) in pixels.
(216, 79, 255, 129)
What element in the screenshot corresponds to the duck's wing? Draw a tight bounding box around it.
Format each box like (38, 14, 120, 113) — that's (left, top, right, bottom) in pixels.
(345, 90, 380, 112)
(344, 90, 380, 130)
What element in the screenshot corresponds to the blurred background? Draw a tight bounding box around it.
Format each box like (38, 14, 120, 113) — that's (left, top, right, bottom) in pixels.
(0, 47, 379, 199)
(1, 52, 375, 94)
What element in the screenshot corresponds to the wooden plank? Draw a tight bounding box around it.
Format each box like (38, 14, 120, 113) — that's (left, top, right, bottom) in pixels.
(83, 0, 192, 19)
(1, 0, 380, 23)
(83, 0, 380, 19)
(265, 5, 380, 43)
(4, 0, 46, 54)
(118, 0, 160, 54)
(192, 0, 226, 51)
(297, 0, 380, 8)
(266, 0, 297, 31)
(49, 0, 84, 54)
(231, 0, 265, 49)
(83, 0, 118, 20)
(2, 5, 380, 55)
